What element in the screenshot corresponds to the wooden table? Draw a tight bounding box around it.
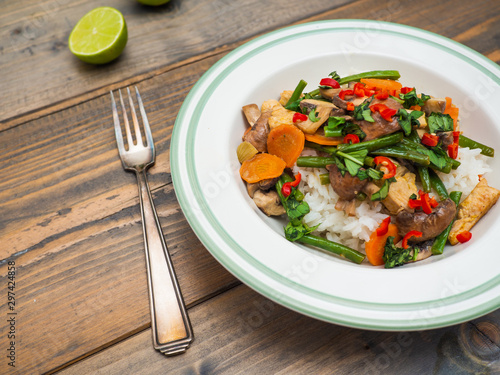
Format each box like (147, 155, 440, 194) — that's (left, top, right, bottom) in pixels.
(1, 0, 499, 373)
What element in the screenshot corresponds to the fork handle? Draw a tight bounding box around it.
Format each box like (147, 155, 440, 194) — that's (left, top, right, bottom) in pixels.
(136, 169, 193, 355)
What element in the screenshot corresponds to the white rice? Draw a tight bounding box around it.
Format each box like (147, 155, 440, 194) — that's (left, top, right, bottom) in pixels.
(293, 147, 492, 252)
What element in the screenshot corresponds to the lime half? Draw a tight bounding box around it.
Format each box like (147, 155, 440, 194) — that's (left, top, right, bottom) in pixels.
(69, 7, 127, 65)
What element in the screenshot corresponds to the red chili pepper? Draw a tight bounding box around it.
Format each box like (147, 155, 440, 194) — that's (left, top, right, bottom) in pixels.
(293, 112, 308, 123)
(430, 196, 439, 208)
(346, 102, 355, 111)
(456, 231, 472, 243)
(369, 103, 386, 113)
(320, 78, 340, 88)
(376, 217, 391, 236)
(338, 89, 354, 100)
(353, 82, 366, 97)
(453, 131, 460, 144)
(408, 197, 422, 209)
(373, 156, 397, 179)
(375, 90, 389, 100)
(402, 230, 422, 249)
(420, 193, 433, 214)
(281, 173, 302, 198)
(421, 133, 439, 147)
(448, 143, 458, 159)
(400, 87, 413, 94)
(343, 134, 360, 144)
(379, 108, 397, 121)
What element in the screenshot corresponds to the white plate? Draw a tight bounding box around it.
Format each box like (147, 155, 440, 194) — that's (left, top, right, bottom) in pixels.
(171, 20, 500, 330)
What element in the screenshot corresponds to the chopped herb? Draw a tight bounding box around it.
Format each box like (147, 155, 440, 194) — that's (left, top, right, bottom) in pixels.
(397, 109, 423, 136)
(428, 112, 454, 133)
(353, 101, 375, 123)
(399, 89, 430, 109)
(370, 177, 396, 201)
(342, 123, 366, 140)
(284, 221, 318, 242)
(309, 110, 320, 122)
(326, 116, 346, 129)
(383, 236, 419, 268)
(328, 71, 341, 81)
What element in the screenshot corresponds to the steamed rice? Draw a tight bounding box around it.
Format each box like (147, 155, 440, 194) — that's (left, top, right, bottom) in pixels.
(294, 147, 492, 252)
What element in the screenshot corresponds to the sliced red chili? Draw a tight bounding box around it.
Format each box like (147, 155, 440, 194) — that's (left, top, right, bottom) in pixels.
(400, 87, 413, 94)
(343, 134, 360, 144)
(369, 103, 386, 113)
(379, 108, 397, 121)
(408, 198, 422, 209)
(346, 102, 355, 111)
(373, 156, 396, 179)
(339, 89, 354, 100)
(281, 173, 302, 198)
(320, 78, 340, 89)
(452, 131, 461, 144)
(292, 112, 308, 123)
(456, 231, 472, 243)
(429, 196, 439, 208)
(421, 133, 439, 147)
(402, 230, 422, 249)
(420, 193, 433, 214)
(353, 82, 366, 97)
(448, 143, 459, 159)
(375, 90, 389, 100)
(376, 217, 391, 236)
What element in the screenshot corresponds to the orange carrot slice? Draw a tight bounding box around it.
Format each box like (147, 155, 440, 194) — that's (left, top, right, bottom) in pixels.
(365, 223, 401, 266)
(443, 97, 459, 130)
(239, 153, 286, 183)
(267, 124, 305, 168)
(304, 133, 343, 146)
(360, 78, 402, 95)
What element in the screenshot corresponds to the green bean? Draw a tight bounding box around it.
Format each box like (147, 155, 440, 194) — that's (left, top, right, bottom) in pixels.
(323, 128, 344, 137)
(298, 234, 366, 264)
(459, 135, 494, 157)
(417, 167, 431, 193)
(296, 156, 337, 168)
(399, 139, 456, 173)
(337, 132, 404, 153)
(285, 79, 307, 108)
(338, 70, 401, 85)
(319, 173, 330, 185)
(304, 141, 337, 154)
(431, 191, 462, 255)
(371, 146, 430, 166)
(429, 169, 449, 200)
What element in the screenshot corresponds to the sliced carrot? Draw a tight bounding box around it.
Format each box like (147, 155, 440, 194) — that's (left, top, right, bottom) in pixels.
(267, 124, 305, 168)
(239, 153, 286, 183)
(360, 78, 402, 95)
(304, 133, 343, 146)
(443, 96, 459, 130)
(365, 223, 401, 266)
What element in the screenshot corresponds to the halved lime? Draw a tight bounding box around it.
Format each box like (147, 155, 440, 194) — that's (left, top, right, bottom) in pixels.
(69, 7, 127, 65)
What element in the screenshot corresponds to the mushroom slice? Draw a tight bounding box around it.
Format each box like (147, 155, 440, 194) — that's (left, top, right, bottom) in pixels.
(319, 87, 342, 101)
(295, 100, 336, 134)
(242, 104, 261, 127)
(448, 178, 500, 245)
(253, 189, 286, 216)
(421, 98, 446, 116)
(395, 198, 457, 242)
(243, 111, 271, 152)
(326, 163, 368, 201)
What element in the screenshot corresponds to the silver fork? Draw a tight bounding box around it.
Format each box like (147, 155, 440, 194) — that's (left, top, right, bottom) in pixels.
(110, 87, 193, 356)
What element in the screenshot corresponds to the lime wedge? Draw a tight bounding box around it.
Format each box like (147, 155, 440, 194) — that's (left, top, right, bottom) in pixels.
(69, 7, 127, 65)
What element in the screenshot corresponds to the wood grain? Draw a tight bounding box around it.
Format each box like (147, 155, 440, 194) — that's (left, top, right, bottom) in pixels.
(58, 284, 500, 375)
(0, 0, 354, 127)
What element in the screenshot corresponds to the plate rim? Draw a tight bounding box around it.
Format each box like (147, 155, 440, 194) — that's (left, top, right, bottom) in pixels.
(171, 19, 500, 330)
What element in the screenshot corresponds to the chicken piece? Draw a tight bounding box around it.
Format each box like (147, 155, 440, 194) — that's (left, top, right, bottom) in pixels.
(448, 178, 500, 245)
(260, 100, 295, 130)
(279, 90, 294, 106)
(335, 199, 357, 216)
(253, 189, 286, 216)
(364, 164, 419, 215)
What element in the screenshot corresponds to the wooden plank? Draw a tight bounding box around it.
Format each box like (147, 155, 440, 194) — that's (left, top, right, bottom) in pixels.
(58, 284, 500, 374)
(0, 0, 355, 126)
(0, 54, 238, 375)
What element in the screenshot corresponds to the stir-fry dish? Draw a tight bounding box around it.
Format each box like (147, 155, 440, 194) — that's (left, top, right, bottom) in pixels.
(237, 70, 500, 267)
